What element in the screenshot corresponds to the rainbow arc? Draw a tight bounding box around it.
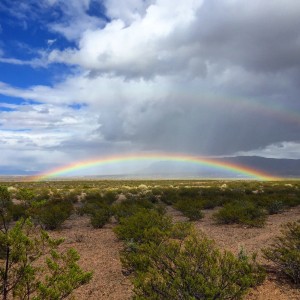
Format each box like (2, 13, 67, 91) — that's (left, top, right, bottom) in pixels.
(31, 153, 280, 181)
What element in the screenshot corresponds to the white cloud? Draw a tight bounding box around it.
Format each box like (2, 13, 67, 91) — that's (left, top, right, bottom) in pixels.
(0, 57, 48, 67)
(1, 0, 300, 174)
(235, 142, 300, 159)
(47, 39, 57, 46)
(48, 0, 204, 77)
(46, 0, 105, 41)
(104, 0, 155, 24)
(0, 101, 102, 171)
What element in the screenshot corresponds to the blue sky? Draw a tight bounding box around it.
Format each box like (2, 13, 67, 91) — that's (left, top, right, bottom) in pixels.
(1, 0, 300, 175)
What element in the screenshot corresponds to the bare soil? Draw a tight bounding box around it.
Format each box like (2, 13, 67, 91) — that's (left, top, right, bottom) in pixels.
(168, 205, 300, 300)
(50, 216, 132, 300)
(51, 206, 300, 300)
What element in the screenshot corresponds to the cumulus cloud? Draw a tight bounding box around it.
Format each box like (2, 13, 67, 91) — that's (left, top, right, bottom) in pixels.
(235, 142, 300, 159)
(1, 0, 300, 173)
(46, 0, 300, 80)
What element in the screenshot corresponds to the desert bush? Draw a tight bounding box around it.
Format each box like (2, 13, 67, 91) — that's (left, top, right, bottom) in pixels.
(0, 218, 92, 300)
(90, 206, 112, 228)
(265, 199, 285, 215)
(34, 188, 51, 201)
(160, 188, 179, 205)
(80, 191, 116, 214)
(64, 190, 81, 203)
(78, 191, 116, 228)
(199, 198, 220, 209)
(84, 191, 103, 203)
(115, 209, 191, 274)
(8, 203, 27, 221)
(178, 187, 200, 198)
(133, 233, 265, 299)
(112, 198, 155, 221)
(29, 199, 73, 230)
(281, 194, 300, 208)
(143, 192, 158, 204)
(102, 191, 117, 204)
(174, 198, 204, 221)
(0, 186, 13, 226)
(214, 200, 266, 227)
(114, 209, 172, 244)
(16, 188, 36, 202)
(263, 220, 300, 285)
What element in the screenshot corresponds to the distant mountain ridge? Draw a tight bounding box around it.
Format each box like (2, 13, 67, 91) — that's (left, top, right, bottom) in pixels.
(139, 156, 300, 178)
(224, 156, 300, 177)
(0, 156, 300, 178)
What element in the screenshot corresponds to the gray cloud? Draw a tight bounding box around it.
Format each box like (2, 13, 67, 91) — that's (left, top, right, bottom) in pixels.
(1, 0, 300, 174)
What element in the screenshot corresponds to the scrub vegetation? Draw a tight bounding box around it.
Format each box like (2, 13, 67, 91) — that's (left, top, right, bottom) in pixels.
(0, 179, 300, 299)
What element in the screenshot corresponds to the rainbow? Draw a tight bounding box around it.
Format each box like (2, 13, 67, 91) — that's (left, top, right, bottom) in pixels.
(31, 153, 280, 181)
(176, 90, 300, 126)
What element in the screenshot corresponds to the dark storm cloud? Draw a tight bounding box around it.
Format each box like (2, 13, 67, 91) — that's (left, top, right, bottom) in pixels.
(1, 0, 300, 173)
(193, 0, 300, 74)
(94, 94, 300, 156)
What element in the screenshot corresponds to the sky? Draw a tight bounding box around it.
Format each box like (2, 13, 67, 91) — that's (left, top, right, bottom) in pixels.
(0, 0, 300, 175)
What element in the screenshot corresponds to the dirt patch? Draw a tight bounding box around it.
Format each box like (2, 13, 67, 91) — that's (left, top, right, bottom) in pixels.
(50, 216, 132, 300)
(194, 206, 300, 257)
(46, 206, 300, 300)
(167, 206, 300, 300)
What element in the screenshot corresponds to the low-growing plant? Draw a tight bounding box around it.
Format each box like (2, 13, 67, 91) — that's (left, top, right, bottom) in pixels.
(133, 233, 265, 299)
(90, 206, 112, 228)
(263, 220, 300, 286)
(214, 200, 267, 227)
(8, 203, 27, 221)
(16, 188, 36, 202)
(0, 218, 92, 300)
(0, 186, 13, 225)
(115, 209, 192, 274)
(112, 198, 155, 221)
(174, 198, 204, 221)
(160, 188, 179, 205)
(114, 209, 172, 244)
(199, 198, 220, 209)
(29, 199, 73, 230)
(266, 199, 285, 215)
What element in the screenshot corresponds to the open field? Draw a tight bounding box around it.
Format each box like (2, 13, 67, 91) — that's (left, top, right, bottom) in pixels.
(1, 180, 300, 299)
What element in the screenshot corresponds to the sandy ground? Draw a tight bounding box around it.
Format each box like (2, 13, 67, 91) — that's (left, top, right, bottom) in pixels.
(48, 206, 300, 300)
(50, 216, 132, 300)
(167, 205, 300, 300)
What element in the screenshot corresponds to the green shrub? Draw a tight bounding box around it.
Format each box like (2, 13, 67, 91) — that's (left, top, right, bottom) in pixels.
(178, 187, 200, 198)
(174, 199, 204, 221)
(8, 204, 27, 221)
(34, 189, 51, 201)
(116, 210, 192, 274)
(112, 198, 155, 221)
(133, 233, 265, 299)
(90, 206, 112, 228)
(30, 199, 73, 230)
(160, 189, 179, 205)
(114, 209, 172, 244)
(0, 186, 12, 226)
(214, 201, 266, 227)
(183, 208, 204, 221)
(281, 194, 300, 208)
(263, 220, 300, 286)
(64, 190, 80, 203)
(266, 200, 285, 215)
(103, 191, 117, 204)
(0, 218, 92, 299)
(254, 195, 286, 215)
(199, 198, 220, 209)
(79, 191, 116, 216)
(16, 188, 35, 202)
